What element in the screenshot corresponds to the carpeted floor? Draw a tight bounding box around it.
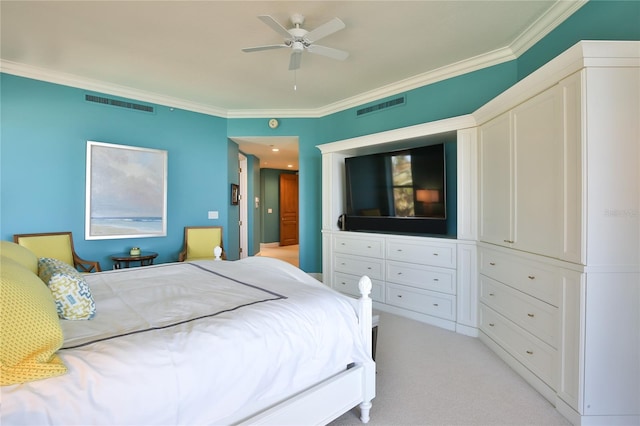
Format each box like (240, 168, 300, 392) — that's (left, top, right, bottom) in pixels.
(329, 311, 571, 426)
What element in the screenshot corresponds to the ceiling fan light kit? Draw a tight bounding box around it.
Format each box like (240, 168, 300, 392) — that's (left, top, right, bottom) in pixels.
(242, 13, 349, 71)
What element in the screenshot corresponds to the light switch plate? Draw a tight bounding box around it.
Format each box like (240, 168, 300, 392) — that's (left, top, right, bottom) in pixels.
(208, 211, 219, 219)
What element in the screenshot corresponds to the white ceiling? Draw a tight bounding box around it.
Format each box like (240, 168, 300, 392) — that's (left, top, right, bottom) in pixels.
(1, 1, 585, 170)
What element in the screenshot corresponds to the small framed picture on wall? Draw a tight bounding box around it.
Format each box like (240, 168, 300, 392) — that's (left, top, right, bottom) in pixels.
(231, 184, 239, 205)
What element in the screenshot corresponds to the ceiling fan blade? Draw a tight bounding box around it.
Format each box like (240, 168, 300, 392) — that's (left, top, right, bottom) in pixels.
(257, 15, 292, 40)
(306, 44, 349, 61)
(304, 17, 345, 43)
(242, 44, 287, 53)
(289, 51, 302, 71)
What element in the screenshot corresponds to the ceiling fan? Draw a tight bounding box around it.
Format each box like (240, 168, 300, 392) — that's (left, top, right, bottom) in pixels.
(242, 13, 349, 71)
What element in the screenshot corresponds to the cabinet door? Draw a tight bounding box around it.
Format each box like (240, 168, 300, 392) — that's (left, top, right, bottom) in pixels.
(512, 87, 563, 257)
(479, 112, 512, 246)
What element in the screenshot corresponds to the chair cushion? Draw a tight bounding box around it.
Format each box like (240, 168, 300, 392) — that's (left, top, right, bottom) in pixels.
(38, 257, 96, 320)
(16, 234, 75, 267)
(186, 228, 222, 259)
(1, 257, 67, 385)
(1, 241, 38, 274)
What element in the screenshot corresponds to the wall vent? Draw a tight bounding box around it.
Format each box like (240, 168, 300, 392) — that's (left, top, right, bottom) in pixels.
(356, 96, 405, 117)
(85, 94, 154, 113)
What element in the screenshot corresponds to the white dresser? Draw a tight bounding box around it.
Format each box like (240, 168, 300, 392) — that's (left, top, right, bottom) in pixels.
(329, 231, 460, 331)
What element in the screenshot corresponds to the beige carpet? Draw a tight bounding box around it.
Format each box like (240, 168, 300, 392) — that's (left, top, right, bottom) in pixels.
(329, 311, 571, 426)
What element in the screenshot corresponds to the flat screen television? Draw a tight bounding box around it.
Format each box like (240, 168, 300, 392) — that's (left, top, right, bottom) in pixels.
(343, 143, 448, 235)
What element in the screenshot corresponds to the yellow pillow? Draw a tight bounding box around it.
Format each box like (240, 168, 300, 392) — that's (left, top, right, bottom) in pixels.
(1, 257, 67, 386)
(0, 240, 38, 274)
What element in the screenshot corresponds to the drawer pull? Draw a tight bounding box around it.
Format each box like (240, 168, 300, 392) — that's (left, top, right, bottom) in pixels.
(433, 303, 439, 307)
(489, 293, 495, 296)
(432, 253, 439, 256)
(526, 350, 534, 355)
(504, 239, 514, 244)
(397, 272, 403, 275)
(527, 313, 535, 318)
(397, 295, 403, 298)
(489, 262, 496, 266)
(367, 245, 372, 249)
(528, 275, 535, 280)
(433, 278, 439, 281)
(489, 323, 495, 327)
(396, 249, 403, 252)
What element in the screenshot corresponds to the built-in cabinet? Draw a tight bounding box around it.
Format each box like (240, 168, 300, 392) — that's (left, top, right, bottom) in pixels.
(318, 117, 479, 336)
(475, 41, 639, 425)
(319, 41, 638, 426)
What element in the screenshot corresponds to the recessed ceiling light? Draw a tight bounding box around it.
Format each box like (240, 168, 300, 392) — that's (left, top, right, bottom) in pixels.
(272, 148, 279, 152)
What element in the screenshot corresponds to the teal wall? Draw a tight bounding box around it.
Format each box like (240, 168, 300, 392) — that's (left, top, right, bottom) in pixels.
(2, 0, 638, 272)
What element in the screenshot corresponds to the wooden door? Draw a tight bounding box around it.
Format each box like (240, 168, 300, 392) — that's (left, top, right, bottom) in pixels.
(279, 173, 298, 246)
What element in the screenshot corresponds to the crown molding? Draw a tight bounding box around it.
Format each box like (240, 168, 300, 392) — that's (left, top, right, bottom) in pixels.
(0, 60, 228, 118)
(1, 1, 586, 120)
(510, 0, 588, 56)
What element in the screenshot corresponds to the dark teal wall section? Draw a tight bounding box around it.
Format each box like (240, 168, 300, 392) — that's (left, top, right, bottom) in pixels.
(319, 61, 518, 143)
(0, 74, 230, 268)
(259, 168, 298, 244)
(518, 0, 640, 80)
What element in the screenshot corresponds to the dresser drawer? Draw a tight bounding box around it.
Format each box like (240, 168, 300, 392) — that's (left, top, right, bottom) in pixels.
(386, 260, 456, 295)
(334, 254, 384, 280)
(386, 283, 456, 320)
(479, 248, 559, 306)
(480, 304, 556, 387)
(333, 272, 384, 302)
(386, 238, 456, 268)
(480, 276, 558, 348)
(333, 234, 384, 258)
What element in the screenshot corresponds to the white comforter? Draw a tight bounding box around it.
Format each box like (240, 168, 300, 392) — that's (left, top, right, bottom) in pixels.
(2, 257, 370, 425)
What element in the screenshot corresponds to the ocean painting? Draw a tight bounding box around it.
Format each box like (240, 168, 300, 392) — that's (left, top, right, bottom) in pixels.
(86, 141, 167, 239)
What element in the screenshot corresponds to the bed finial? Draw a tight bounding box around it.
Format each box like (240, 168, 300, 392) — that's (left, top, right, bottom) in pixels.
(358, 275, 372, 296)
(214, 246, 223, 261)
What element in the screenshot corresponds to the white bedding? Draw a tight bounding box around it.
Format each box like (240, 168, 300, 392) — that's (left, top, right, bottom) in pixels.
(1, 257, 370, 425)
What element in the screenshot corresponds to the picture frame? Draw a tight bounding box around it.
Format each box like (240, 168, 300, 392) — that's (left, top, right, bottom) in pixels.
(231, 183, 239, 205)
(85, 141, 168, 240)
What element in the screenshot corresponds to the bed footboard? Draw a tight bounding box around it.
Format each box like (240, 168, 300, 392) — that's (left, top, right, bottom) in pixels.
(237, 275, 376, 425)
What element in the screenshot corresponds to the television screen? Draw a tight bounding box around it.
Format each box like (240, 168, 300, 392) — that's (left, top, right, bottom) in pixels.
(344, 143, 447, 234)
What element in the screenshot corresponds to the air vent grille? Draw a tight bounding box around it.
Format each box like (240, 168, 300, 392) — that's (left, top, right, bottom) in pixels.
(356, 96, 405, 116)
(85, 94, 154, 113)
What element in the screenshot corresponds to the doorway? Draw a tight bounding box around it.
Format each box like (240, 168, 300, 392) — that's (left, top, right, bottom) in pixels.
(279, 173, 298, 246)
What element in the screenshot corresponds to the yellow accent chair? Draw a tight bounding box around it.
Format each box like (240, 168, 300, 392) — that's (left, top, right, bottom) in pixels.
(178, 226, 225, 261)
(13, 232, 102, 273)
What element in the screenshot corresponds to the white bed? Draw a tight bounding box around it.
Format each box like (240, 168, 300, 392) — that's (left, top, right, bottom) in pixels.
(1, 256, 375, 425)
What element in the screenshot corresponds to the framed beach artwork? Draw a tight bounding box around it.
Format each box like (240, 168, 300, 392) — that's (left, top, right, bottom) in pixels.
(85, 141, 168, 240)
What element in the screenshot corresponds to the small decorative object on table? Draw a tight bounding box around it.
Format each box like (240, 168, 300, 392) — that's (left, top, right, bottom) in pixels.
(130, 247, 141, 256)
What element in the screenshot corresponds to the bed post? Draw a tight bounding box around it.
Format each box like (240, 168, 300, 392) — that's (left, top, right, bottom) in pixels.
(358, 275, 374, 424)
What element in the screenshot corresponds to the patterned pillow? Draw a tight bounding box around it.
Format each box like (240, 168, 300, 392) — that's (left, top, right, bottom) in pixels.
(1, 257, 67, 385)
(38, 257, 96, 320)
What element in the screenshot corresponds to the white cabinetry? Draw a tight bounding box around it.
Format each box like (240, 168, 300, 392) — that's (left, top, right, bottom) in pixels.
(475, 41, 640, 425)
(479, 82, 571, 262)
(318, 118, 479, 336)
(329, 231, 460, 330)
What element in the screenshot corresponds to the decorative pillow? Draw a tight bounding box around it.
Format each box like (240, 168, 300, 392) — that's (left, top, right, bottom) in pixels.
(1, 240, 38, 274)
(1, 257, 67, 385)
(38, 257, 96, 320)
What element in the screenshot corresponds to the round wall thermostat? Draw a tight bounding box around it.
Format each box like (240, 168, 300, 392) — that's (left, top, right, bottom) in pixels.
(268, 118, 279, 129)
